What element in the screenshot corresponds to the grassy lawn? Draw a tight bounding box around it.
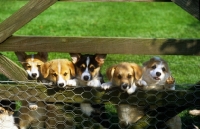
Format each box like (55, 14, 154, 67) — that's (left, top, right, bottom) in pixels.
(0, 1, 200, 128)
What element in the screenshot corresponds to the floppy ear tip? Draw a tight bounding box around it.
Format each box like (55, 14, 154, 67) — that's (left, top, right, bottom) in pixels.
(106, 67, 115, 80)
(95, 54, 107, 64)
(40, 63, 49, 78)
(70, 53, 81, 64)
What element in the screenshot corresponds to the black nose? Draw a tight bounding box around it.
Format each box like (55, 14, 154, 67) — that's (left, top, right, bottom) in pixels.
(83, 76, 89, 81)
(121, 83, 128, 89)
(58, 83, 64, 87)
(156, 72, 161, 77)
(32, 73, 37, 77)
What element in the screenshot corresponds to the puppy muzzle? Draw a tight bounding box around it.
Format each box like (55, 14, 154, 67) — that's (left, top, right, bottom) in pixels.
(121, 83, 131, 91)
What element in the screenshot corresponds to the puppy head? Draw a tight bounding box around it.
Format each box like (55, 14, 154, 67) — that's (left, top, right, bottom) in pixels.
(0, 107, 14, 117)
(70, 53, 106, 82)
(143, 57, 170, 83)
(15, 52, 48, 79)
(106, 62, 142, 91)
(40, 59, 75, 87)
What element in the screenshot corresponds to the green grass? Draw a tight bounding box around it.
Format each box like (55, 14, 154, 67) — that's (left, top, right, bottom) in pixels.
(1, 1, 200, 128)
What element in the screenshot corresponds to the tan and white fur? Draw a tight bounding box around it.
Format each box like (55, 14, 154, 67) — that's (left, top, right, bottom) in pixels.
(15, 52, 48, 81)
(0, 104, 17, 129)
(40, 59, 76, 128)
(142, 57, 181, 129)
(142, 57, 175, 90)
(101, 62, 146, 94)
(15, 52, 48, 129)
(40, 59, 76, 88)
(101, 62, 146, 127)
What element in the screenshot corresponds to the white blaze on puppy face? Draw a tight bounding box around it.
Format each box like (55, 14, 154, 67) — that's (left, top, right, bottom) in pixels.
(143, 57, 171, 85)
(81, 57, 91, 81)
(26, 55, 40, 79)
(57, 61, 67, 87)
(150, 62, 167, 81)
(44, 59, 75, 88)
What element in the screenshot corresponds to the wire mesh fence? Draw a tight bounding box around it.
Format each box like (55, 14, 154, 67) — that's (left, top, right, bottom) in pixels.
(0, 81, 200, 129)
(0, 53, 200, 129)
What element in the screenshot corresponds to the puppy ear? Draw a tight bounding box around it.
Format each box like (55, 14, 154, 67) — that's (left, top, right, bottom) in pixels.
(95, 54, 107, 65)
(14, 52, 27, 62)
(37, 52, 48, 61)
(70, 53, 81, 64)
(40, 62, 51, 78)
(131, 63, 143, 80)
(106, 66, 115, 80)
(67, 61, 76, 78)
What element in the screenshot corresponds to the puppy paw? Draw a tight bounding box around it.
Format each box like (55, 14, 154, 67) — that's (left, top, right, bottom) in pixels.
(80, 103, 94, 116)
(101, 82, 112, 90)
(136, 79, 147, 87)
(87, 79, 101, 87)
(189, 109, 200, 116)
(28, 103, 38, 110)
(66, 79, 77, 87)
(166, 76, 175, 85)
(127, 85, 137, 94)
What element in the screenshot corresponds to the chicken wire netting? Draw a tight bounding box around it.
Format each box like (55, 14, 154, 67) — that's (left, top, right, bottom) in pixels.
(0, 53, 200, 129)
(0, 81, 200, 129)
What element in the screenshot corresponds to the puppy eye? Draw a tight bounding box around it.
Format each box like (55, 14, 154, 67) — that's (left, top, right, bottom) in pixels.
(151, 65, 156, 69)
(89, 66, 95, 72)
(37, 65, 41, 67)
(27, 65, 31, 68)
(80, 65, 85, 71)
(162, 67, 166, 72)
(52, 73, 57, 77)
(118, 75, 122, 79)
(64, 72, 68, 76)
(127, 75, 132, 79)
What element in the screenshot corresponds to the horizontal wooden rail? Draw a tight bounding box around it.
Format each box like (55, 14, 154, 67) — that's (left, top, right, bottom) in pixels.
(1, 36, 200, 55)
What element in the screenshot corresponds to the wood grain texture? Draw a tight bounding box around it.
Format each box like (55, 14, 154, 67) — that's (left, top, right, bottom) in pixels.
(1, 36, 200, 55)
(0, 54, 28, 81)
(172, 0, 199, 20)
(0, 0, 57, 43)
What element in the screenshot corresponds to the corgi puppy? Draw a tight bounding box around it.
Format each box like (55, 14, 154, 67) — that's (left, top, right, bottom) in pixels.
(15, 52, 48, 129)
(70, 53, 106, 87)
(15, 52, 48, 81)
(101, 62, 146, 128)
(0, 100, 17, 129)
(40, 59, 77, 129)
(142, 57, 175, 90)
(40, 59, 76, 88)
(101, 62, 146, 94)
(142, 57, 181, 129)
(70, 53, 110, 128)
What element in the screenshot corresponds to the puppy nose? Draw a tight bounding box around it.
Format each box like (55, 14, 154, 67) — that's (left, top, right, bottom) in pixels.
(58, 83, 64, 87)
(156, 72, 161, 77)
(83, 76, 89, 81)
(32, 73, 37, 77)
(121, 83, 128, 89)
